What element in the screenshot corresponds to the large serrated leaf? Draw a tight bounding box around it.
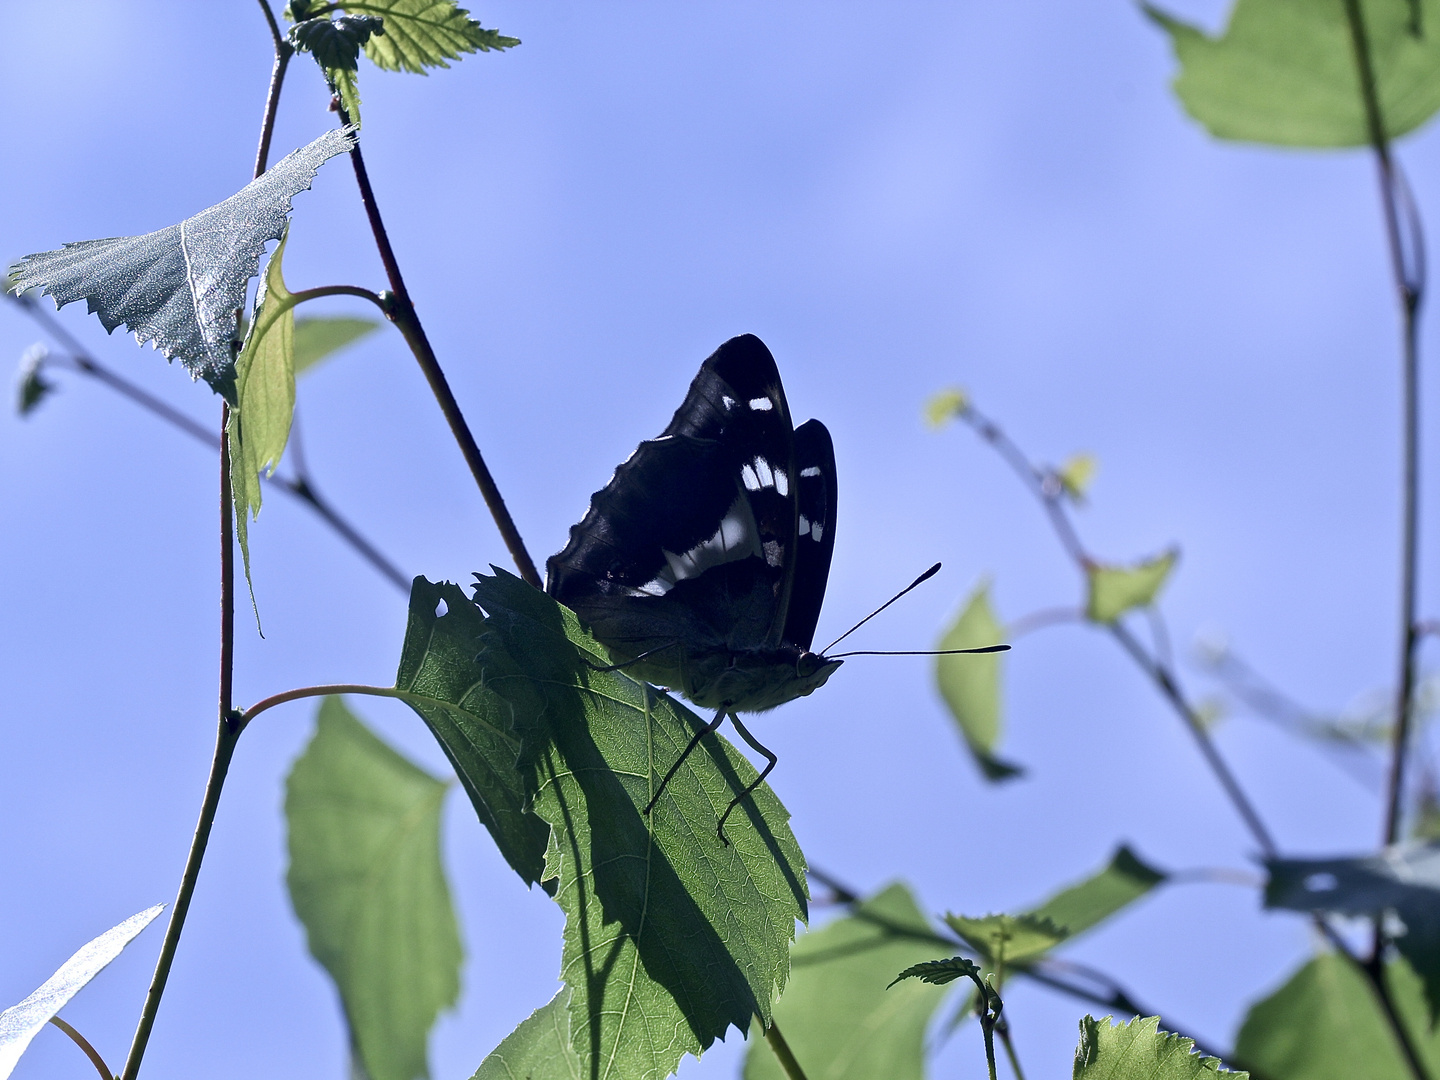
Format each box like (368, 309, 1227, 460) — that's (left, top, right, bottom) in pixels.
(337, 1, 519, 73)
(1074, 1015, 1247, 1078)
(935, 581, 1021, 781)
(1086, 549, 1178, 623)
(0, 904, 164, 1080)
(744, 884, 950, 1080)
(395, 570, 808, 1080)
(286, 697, 461, 1080)
(470, 991, 582, 1080)
(1145, 0, 1440, 147)
(7, 127, 355, 395)
(1234, 954, 1440, 1079)
(1265, 843, 1440, 1024)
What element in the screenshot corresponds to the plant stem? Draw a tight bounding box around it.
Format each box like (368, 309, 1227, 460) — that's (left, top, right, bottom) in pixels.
(1340, 7, 1433, 1080)
(119, 714, 241, 1080)
(49, 1017, 114, 1080)
(121, 17, 290, 1078)
(238, 682, 399, 729)
(1341, 0, 1427, 855)
(764, 1021, 811, 1080)
(339, 113, 542, 587)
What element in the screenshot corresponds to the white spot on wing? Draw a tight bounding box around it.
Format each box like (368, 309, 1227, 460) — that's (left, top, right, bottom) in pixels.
(811, 522, 824, 542)
(753, 457, 774, 488)
(636, 578, 672, 596)
(800, 466, 821, 478)
(775, 469, 789, 496)
(642, 496, 763, 593)
(722, 395, 736, 410)
(748, 397, 773, 411)
(740, 462, 762, 491)
(798, 514, 810, 536)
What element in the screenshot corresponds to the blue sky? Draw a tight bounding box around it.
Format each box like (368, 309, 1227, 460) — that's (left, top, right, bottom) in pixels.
(3, 2, 1438, 1079)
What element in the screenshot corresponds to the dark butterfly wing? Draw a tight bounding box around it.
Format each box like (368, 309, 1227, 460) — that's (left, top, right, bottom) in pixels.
(782, 419, 837, 651)
(547, 334, 800, 656)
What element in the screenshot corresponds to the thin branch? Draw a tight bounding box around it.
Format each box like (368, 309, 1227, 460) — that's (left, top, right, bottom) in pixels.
(1341, 7, 1433, 1079)
(7, 294, 410, 593)
(956, 405, 1280, 856)
(49, 1017, 114, 1080)
(337, 110, 542, 588)
(252, 2, 293, 181)
(1108, 620, 1278, 856)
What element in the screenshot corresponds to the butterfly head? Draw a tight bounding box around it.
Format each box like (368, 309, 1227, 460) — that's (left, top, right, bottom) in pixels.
(675, 645, 843, 714)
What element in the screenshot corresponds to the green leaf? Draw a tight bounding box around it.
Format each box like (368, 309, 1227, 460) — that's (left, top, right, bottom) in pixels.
(935, 581, 1022, 780)
(8, 127, 355, 394)
(1031, 844, 1168, 941)
(16, 344, 53, 416)
(294, 316, 379, 375)
(889, 955, 982, 988)
(470, 991, 582, 1080)
(743, 884, 950, 1080)
(1234, 954, 1440, 1079)
(286, 697, 461, 1080)
(1074, 1015, 1247, 1079)
(1058, 452, 1098, 503)
(924, 387, 970, 427)
(396, 571, 807, 1080)
(0, 904, 164, 1080)
(1145, 0, 1440, 147)
(1085, 549, 1178, 623)
(943, 912, 1068, 973)
(336, 1, 519, 73)
(226, 226, 299, 610)
(290, 15, 385, 126)
(1264, 843, 1440, 1023)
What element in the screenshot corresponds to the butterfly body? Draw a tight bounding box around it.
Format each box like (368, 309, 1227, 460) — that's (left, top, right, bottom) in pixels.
(546, 333, 840, 714)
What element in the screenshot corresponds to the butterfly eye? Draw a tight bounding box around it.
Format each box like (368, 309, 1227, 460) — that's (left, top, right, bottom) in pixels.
(795, 651, 822, 677)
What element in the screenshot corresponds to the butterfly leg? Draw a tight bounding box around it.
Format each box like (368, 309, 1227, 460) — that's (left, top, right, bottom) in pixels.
(644, 708, 727, 815)
(715, 714, 777, 846)
(584, 643, 672, 674)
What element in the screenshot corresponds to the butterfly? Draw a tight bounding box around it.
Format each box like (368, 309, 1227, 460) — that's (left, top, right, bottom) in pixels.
(546, 333, 840, 840)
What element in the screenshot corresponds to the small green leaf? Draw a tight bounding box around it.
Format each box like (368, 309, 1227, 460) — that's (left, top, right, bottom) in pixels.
(8, 127, 355, 393)
(889, 955, 982, 988)
(924, 387, 970, 428)
(16, 344, 53, 416)
(1030, 844, 1168, 941)
(943, 912, 1068, 972)
(335, 0, 519, 73)
(0, 905, 164, 1080)
(294, 316, 379, 375)
(1234, 954, 1440, 1079)
(1145, 0, 1440, 147)
(1085, 549, 1178, 623)
(935, 581, 1022, 780)
(1264, 843, 1440, 1024)
(286, 697, 461, 1080)
(470, 991, 582, 1080)
(227, 226, 299, 608)
(397, 571, 807, 1080)
(1058, 452, 1098, 503)
(1074, 1015, 1247, 1079)
(744, 884, 950, 1080)
(290, 15, 385, 126)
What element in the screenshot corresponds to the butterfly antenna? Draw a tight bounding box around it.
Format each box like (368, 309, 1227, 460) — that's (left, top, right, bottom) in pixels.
(830, 644, 1011, 658)
(821, 562, 943, 655)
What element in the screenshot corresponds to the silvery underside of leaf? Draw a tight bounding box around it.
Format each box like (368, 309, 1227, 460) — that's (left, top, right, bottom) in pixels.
(7, 126, 357, 392)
